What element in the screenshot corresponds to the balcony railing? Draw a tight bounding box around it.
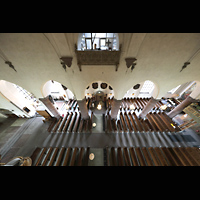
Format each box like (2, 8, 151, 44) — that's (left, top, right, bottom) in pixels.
(75, 44, 121, 71)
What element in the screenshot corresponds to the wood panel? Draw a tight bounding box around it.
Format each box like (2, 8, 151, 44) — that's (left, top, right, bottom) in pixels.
(54, 147, 65, 166)
(120, 112, 127, 132)
(123, 147, 131, 166)
(124, 112, 133, 132)
(117, 147, 124, 166)
(129, 147, 139, 166)
(31, 147, 200, 166)
(132, 112, 143, 132)
(31, 147, 89, 166)
(111, 147, 117, 166)
(135, 147, 146, 166)
(128, 112, 138, 132)
(58, 113, 69, 132)
(146, 114, 158, 132)
(63, 112, 73, 132)
(62, 147, 72, 166)
(141, 147, 154, 166)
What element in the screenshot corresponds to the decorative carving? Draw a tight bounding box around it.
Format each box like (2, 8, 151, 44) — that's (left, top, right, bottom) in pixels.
(100, 82, 108, 89)
(92, 82, 98, 89)
(125, 57, 137, 68)
(75, 44, 121, 71)
(60, 57, 73, 68)
(5, 61, 17, 72)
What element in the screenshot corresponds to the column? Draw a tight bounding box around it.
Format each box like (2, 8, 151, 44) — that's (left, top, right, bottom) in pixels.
(77, 99, 89, 119)
(139, 97, 158, 119)
(167, 96, 197, 118)
(110, 99, 122, 119)
(39, 96, 60, 119)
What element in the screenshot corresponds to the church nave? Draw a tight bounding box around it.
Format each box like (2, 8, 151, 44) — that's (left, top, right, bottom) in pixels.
(1, 33, 200, 166)
(1, 95, 200, 166)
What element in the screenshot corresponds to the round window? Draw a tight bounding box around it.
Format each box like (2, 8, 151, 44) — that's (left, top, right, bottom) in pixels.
(92, 82, 98, 89)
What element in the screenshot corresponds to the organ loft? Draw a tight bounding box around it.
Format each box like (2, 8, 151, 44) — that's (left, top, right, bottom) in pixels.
(0, 33, 200, 166)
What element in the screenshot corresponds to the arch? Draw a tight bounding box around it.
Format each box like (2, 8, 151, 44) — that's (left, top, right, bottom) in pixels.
(0, 80, 40, 117)
(123, 80, 159, 99)
(190, 80, 200, 99)
(41, 80, 76, 117)
(85, 80, 114, 99)
(164, 80, 200, 100)
(42, 80, 74, 101)
(77, 33, 119, 50)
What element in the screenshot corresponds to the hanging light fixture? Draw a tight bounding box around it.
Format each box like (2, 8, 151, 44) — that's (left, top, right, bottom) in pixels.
(66, 104, 70, 110)
(160, 105, 167, 110)
(92, 122, 96, 128)
(5, 61, 17, 72)
(89, 153, 95, 160)
(97, 103, 102, 110)
(130, 104, 135, 110)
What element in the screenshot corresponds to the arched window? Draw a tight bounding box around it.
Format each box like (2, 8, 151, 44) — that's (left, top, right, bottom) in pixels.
(78, 33, 119, 51)
(42, 80, 74, 101)
(0, 80, 40, 117)
(124, 80, 157, 98)
(139, 80, 155, 95)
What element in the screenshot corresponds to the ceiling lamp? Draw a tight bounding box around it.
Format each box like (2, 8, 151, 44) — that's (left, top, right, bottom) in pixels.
(130, 104, 135, 110)
(125, 57, 137, 68)
(5, 61, 17, 72)
(97, 103, 102, 110)
(89, 153, 95, 160)
(60, 57, 73, 67)
(60, 57, 73, 72)
(180, 62, 190, 72)
(92, 122, 96, 128)
(66, 104, 70, 110)
(160, 105, 167, 110)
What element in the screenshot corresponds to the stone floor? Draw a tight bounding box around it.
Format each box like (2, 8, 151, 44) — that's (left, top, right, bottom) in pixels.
(1, 112, 200, 164)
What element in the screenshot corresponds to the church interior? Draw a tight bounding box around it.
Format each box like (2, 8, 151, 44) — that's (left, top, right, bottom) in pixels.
(0, 33, 200, 166)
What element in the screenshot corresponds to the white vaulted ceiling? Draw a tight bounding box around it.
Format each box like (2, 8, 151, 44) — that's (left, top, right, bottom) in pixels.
(0, 33, 200, 111)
